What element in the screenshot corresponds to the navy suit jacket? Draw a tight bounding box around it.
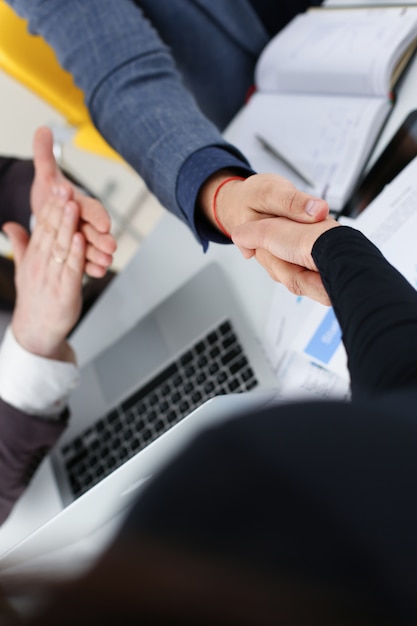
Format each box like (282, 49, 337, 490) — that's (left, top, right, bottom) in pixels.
(5, 0, 321, 248)
(5, 0, 271, 232)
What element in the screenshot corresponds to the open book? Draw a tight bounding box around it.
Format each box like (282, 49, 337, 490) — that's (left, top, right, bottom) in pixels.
(225, 6, 417, 211)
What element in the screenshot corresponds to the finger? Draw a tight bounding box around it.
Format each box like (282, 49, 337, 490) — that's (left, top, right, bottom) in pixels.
(84, 260, 110, 279)
(233, 217, 339, 270)
(32, 126, 62, 185)
(85, 242, 113, 270)
(277, 187, 329, 223)
(232, 218, 290, 262)
(33, 193, 79, 285)
(255, 248, 331, 306)
(30, 128, 72, 219)
(81, 221, 117, 254)
(52, 200, 80, 263)
(236, 244, 255, 260)
(2, 222, 30, 267)
(33, 192, 69, 261)
(74, 195, 112, 234)
(36, 184, 70, 229)
(63, 231, 86, 290)
(245, 174, 329, 223)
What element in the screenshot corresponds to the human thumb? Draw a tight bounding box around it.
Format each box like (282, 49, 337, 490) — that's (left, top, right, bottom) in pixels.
(33, 126, 58, 181)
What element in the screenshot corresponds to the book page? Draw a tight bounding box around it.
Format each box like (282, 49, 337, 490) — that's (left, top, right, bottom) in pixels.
(255, 7, 417, 97)
(224, 91, 391, 211)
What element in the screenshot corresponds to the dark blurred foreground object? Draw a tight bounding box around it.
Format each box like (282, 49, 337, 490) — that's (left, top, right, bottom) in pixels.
(1, 401, 417, 626)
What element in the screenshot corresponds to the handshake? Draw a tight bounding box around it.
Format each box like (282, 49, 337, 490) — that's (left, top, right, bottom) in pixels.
(201, 171, 339, 306)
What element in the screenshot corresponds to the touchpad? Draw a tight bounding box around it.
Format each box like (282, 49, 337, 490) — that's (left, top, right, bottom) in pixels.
(94, 313, 171, 406)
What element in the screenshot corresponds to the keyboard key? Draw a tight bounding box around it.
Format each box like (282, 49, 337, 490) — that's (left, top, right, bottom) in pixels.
(195, 341, 205, 354)
(207, 331, 218, 344)
(217, 371, 227, 384)
(219, 321, 232, 335)
(230, 356, 248, 374)
(180, 351, 193, 366)
(222, 334, 237, 349)
(166, 410, 178, 423)
(179, 400, 190, 413)
(192, 390, 202, 403)
(185, 365, 195, 377)
(221, 345, 242, 366)
(242, 367, 255, 382)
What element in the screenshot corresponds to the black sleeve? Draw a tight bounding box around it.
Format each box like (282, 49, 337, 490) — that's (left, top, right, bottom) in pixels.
(312, 226, 417, 397)
(0, 399, 68, 525)
(0, 157, 34, 230)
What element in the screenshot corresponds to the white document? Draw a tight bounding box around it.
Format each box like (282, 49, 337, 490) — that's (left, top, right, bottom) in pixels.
(353, 157, 417, 285)
(263, 282, 350, 400)
(274, 350, 351, 401)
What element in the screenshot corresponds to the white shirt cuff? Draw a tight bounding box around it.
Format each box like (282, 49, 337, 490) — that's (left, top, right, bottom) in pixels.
(0, 326, 80, 418)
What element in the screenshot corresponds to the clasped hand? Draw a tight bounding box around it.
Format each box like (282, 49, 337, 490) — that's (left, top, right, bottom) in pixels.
(3, 126, 117, 362)
(5, 187, 86, 362)
(30, 127, 116, 278)
(232, 215, 339, 306)
(205, 172, 339, 305)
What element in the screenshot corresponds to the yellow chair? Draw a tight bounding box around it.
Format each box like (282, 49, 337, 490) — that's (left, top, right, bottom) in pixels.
(0, 1, 149, 246)
(0, 0, 123, 163)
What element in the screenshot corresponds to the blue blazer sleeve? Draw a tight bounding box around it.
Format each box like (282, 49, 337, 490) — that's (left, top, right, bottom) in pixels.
(5, 0, 268, 245)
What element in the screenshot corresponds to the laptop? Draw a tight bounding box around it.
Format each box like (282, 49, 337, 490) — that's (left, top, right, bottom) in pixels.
(0, 261, 278, 572)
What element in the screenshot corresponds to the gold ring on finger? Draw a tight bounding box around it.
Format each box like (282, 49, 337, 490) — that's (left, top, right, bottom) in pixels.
(52, 255, 66, 265)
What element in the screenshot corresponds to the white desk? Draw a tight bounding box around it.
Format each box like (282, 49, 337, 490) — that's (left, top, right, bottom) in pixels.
(0, 0, 417, 573)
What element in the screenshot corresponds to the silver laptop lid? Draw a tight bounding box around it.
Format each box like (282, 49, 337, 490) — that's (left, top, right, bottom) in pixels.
(51, 262, 277, 506)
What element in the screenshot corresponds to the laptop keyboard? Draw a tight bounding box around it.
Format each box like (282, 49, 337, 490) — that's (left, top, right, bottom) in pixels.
(61, 319, 259, 498)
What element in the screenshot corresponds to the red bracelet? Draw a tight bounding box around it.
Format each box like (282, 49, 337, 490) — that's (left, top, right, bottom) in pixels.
(212, 176, 245, 239)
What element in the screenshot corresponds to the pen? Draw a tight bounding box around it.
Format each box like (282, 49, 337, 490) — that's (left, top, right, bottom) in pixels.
(255, 133, 316, 188)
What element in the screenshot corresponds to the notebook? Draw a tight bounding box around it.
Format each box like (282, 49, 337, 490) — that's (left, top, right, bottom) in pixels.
(0, 261, 278, 572)
(226, 5, 417, 212)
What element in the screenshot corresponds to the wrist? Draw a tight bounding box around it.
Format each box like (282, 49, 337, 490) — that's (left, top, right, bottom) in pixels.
(11, 319, 76, 364)
(198, 170, 247, 238)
